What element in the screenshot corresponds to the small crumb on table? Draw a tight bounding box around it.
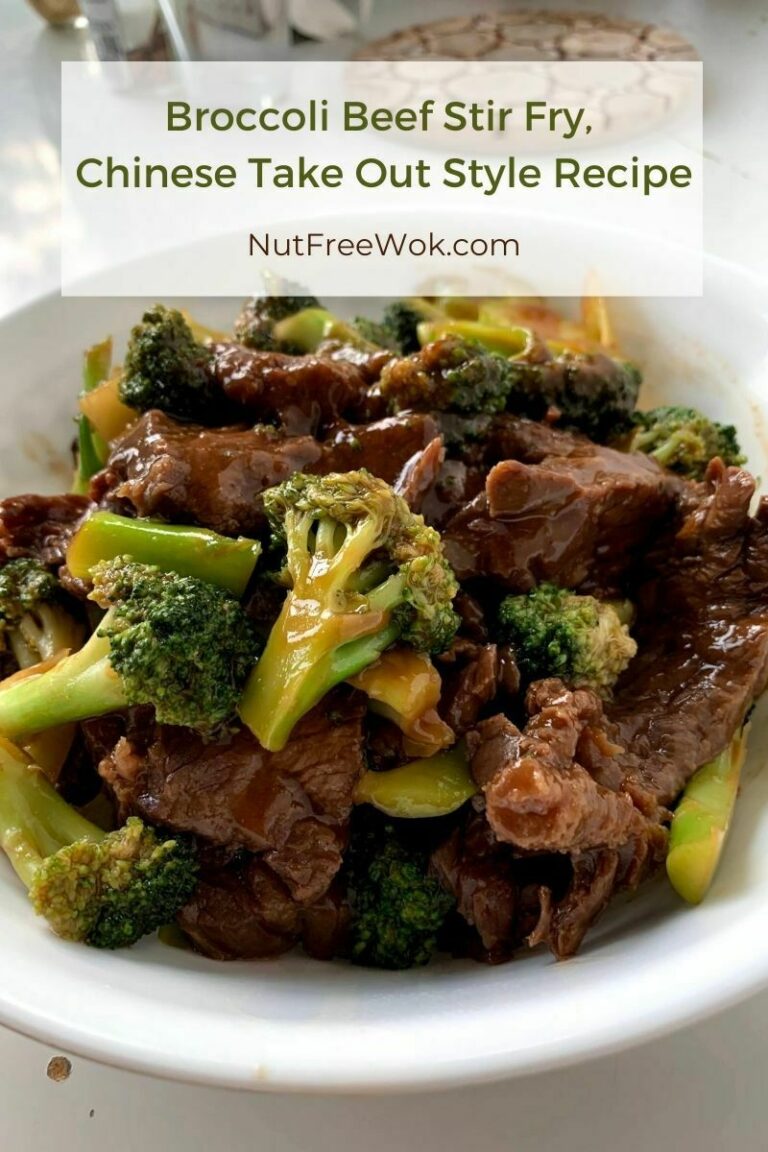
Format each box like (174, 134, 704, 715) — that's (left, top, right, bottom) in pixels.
(46, 1056, 72, 1082)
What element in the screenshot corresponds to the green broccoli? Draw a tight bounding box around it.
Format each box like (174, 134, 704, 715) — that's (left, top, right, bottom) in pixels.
(666, 726, 749, 905)
(626, 405, 745, 478)
(354, 745, 476, 819)
(412, 310, 638, 439)
(346, 812, 454, 969)
(436, 412, 495, 453)
(268, 307, 381, 354)
(73, 338, 112, 494)
(238, 471, 459, 751)
(122, 304, 381, 424)
(0, 738, 197, 947)
(121, 305, 217, 422)
(0, 559, 83, 670)
(497, 583, 637, 696)
(377, 337, 516, 416)
(66, 511, 261, 597)
(267, 300, 445, 355)
(233, 295, 319, 351)
(354, 301, 434, 354)
(0, 559, 259, 741)
(505, 349, 642, 442)
(416, 318, 531, 357)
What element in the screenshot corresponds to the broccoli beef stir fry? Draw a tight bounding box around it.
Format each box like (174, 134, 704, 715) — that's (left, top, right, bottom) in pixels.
(0, 294, 764, 969)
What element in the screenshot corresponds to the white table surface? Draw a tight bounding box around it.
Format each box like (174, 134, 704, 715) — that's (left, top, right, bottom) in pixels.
(1, 0, 768, 1148)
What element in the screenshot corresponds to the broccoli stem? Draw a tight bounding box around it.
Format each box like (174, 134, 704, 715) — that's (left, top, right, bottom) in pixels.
(273, 308, 378, 353)
(240, 510, 405, 751)
(406, 297, 447, 319)
(637, 427, 711, 472)
(239, 605, 399, 751)
(328, 621, 401, 683)
(354, 745, 476, 818)
(240, 596, 401, 751)
(0, 739, 102, 889)
(416, 319, 531, 356)
(630, 427, 683, 467)
(0, 624, 126, 741)
(666, 726, 749, 905)
(7, 603, 79, 670)
(645, 441, 678, 468)
(439, 298, 481, 319)
(241, 472, 458, 750)
(0, 737, 198, 948)
(66, 512, 261, 597)
(72, 419, 105, 496)
(73, 339, 112, 494)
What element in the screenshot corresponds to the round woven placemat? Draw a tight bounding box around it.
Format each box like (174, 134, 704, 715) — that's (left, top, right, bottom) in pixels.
(347, 11, 698, 151)
(355, 10, 698, 62)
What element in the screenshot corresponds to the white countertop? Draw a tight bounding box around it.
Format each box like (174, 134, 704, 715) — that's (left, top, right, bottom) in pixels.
(1, 1, 768, 1148)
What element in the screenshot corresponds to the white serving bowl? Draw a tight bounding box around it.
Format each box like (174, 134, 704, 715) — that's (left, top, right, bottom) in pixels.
(0, 260, 767, 1092)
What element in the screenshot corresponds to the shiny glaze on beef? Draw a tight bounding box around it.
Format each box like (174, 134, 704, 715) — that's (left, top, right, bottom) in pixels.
(437, 640, 505, 736)
(0, 493, 91, 566)
(93, 409, 439, 534)
(609, 461, 768, 805)
(393, 436, 444, 512)
(14, 324, 766, 969)
(484, 412, 594, 465)
(99, 692, 365, 916)
(471, 683, 660, 853)
(319, 412, 439, 485)
(177, 865, 350, 961)
(211, 344, 379, 435)
(442, 446, 680, 591)
(92, 410, 322, 535)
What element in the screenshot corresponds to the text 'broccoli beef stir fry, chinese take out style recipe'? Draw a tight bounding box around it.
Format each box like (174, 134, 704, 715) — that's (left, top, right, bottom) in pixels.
(0, 294, 764, 969)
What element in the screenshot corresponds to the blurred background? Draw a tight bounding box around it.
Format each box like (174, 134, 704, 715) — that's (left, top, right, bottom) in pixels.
(14, 0, 702, 64)
(2, 0, 766, 317)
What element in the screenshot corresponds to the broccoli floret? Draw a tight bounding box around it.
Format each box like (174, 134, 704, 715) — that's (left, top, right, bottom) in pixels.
(121, 305, 216, 422)
(436, 412, 495, 453)
(0, 559, 259, 741)
(0, 560, 57, 621)
(355, 301, 430, 355)
(354, 745, 476, 819)
(0, 739, 197, 947)
(378, 337, 515, 416)
(238, 470, 459, 751)
(505, 350, 642, 442)
(346, 813, 454, 969)
(0, 559, 83, 670)
(353, 317, 398, 351)
(120, 302, 388, 427)
(626, 405, 745, 478)
(233, 296, 319, 351)
(497, 583, 637, 696)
